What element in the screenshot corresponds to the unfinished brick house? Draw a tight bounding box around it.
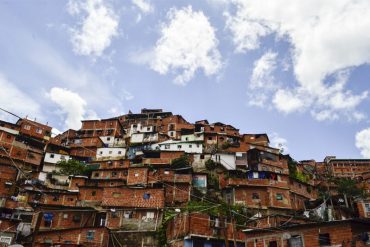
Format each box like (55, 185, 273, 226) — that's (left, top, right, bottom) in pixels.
(0, 109, 369, 247)
(243, 219, 370, 247)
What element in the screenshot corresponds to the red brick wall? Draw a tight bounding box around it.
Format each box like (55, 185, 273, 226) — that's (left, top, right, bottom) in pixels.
(268, 187, 291, 209)
(34, 227, 109, 247)
(102, 187, 164, 208)
(164, 183, 190, 205)
(245, 222, 370, 247)
(0, 164, 17, 197)
(167, 213, 244, 242)
(18, 119, 52, 140)
(127, 167, 148, 185)
(69, 177, 87, 190)
(234, 187, 269, 209)
(41, 193, 78, 206)
(79, 187, 103, 201)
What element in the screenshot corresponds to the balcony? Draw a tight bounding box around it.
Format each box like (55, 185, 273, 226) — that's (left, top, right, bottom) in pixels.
(120, 218, 159, 231)
(226, 177, 288, 189)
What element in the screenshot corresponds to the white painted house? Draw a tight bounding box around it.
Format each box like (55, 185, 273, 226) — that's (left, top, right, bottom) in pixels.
(153, 140, 203, 154)
(99, 136, 125, 147)
(180, 133, 204, 142)
(96, 147, 126, 160)
(212, 153, 237, 170)
(43, 152, 71, 173)
(128, 123, 155, 137)
(131, 133, 158, 144)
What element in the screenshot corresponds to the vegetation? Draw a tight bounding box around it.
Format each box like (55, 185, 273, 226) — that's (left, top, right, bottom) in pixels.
(205, 159, 217, 170)
(221, 141, 232, 150)
(56, 160, 89, 176)
(171, 154, 190, 169)
(207, 173, 220, 190)
(157, 210, 178, 247)
(335, 178, 366, 198)
(287, 157, 310, 183)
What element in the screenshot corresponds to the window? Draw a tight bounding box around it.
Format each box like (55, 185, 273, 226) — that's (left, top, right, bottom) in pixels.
(252, 193, 260, 200)
(53, 196, 59, 201)
(60, 155, 65, 160)
(109, 151, 112, 154)
(91, 191, 96, 196)
(118, 151, 122, 154)
(189, 144, 192, 148)
(200, 154, 205, 160)
(319, 233, 331, 246)
(147, 127, 150, 131)
(111, 211, 119, 218)
(143, 193, 151, 199)
(94, 172, 99, 177)
(112, 172, 117, 177)
(165, 144, 170, 150)
(100, 151, 103, 155)
(208, 137, 213, 140)
(112, 192, 121, 198)
(365, 203, 370, 212)
(276, 193, 283, 200)
(107, 137, 111, 141)
(268, 241, 277, 247)
(6, 134, 11, 139)
(124, 211, 132, 219)
(63, 213, 68, 219)
(185, 137, 189, 141)
(0, 236, 12, 245)
(86, 230, 95, 241)
(24, 125, 31, 130)
(146, 212, 155, 219)
(177, 145, 182, 149)
(36, 128, 42, 134)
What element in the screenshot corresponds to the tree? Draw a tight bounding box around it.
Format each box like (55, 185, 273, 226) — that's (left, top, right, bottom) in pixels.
(171, 155, 190, 169)
(56, 160, 88, 176)
(205, 159, 216, 170)
(335, 178, 366, 207)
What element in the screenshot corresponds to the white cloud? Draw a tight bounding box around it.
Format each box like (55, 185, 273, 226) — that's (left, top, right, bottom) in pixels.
(0, 73, 41, 121)
(51, 128, 62, 137)
(272, 89, 305, 114)
(68, 0, 119, 57)
(226, 0, 370, 121)
(250, 51, 277, 89)
(206, 0, 230, 8)
(122, 89, 134, 101)
(132, 0, 153, 14)
(248, 51, 277, 106)
(150, 6, 222, 85)
(270, 132, 289, 154)
(356, 128, 370, 158)
(48, 87, 92, 130)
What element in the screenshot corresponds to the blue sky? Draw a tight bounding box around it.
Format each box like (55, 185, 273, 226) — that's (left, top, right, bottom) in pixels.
(1, 0, 370, 161)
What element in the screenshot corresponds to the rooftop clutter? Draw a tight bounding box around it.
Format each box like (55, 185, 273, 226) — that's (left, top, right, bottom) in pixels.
(0, 109, 369, 247)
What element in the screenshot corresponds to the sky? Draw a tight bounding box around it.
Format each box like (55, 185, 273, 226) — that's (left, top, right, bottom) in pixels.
(1, 0, 370, 161)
